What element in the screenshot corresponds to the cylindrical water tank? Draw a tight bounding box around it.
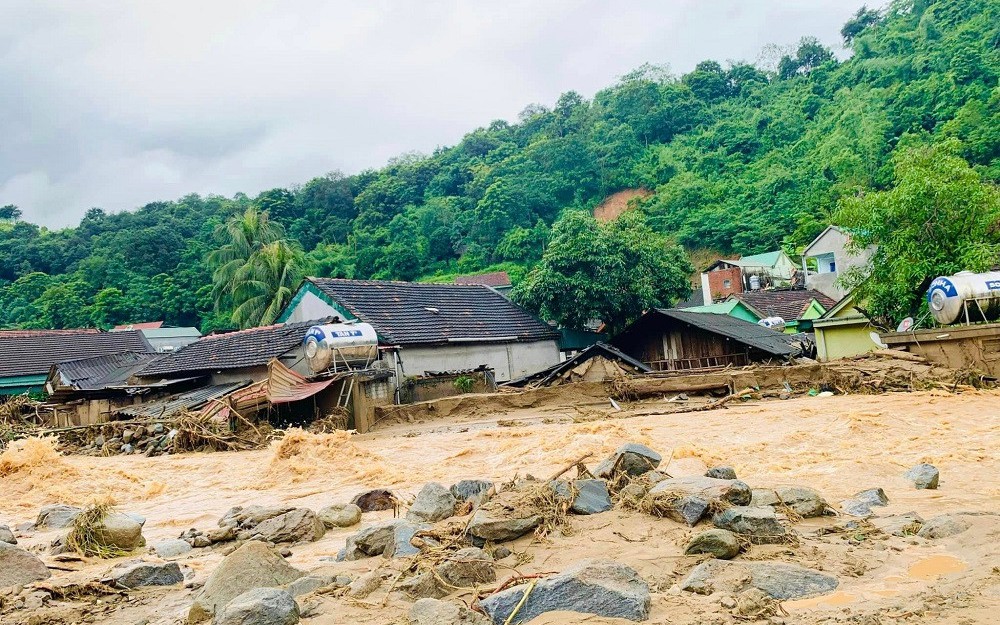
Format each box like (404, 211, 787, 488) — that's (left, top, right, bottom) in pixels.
(303, 323, 379, 372)
(749, 275, 761, 291)
(926, 271, 1000, 325)
(758, 316, 786, 331)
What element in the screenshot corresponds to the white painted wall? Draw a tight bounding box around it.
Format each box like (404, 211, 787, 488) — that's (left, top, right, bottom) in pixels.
(803, 227, 876, 300)
(399, 340, 560, 382)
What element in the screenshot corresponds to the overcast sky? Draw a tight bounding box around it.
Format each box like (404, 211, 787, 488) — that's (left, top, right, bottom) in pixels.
(1, 1, 862, 228)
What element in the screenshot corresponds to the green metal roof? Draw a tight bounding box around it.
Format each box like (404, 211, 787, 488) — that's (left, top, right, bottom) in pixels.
(683, 300, 762, 323)
(735, 250, 784, 267)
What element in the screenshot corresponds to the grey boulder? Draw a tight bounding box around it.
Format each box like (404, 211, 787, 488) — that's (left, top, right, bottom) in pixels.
(342, 520, 418, 560)
(214, 587, 299, 625)
(317, 504, 362, 528)
(219, 505, 293, 530)
(436, 547, 496, 588)
(839, 488, 889, 517)
(904, 463, 940, 489)
(570, 479, 613, 515)
(450, 480, 495, 507)
(917, 514, 970, 539)
(188, 541, 303, 623)
(35, 504, 82, 530)
(108, 560, 184, 588)
(409, 598, 490, 625)
(684, 529, 740, 559)
(705, 466, 737, 480)
(467, 508, 541, 543)
(153, 538, 194, 558)
(244, 509, 325, 545)
(0, 542, 51, 588)
(682, 560, 838, 600)
(713, 506, 788, 544)
(0, 524, 16, 545)
(407, 483, 457, 523)
(872, 512, 924, 537)
(648, 476, 751, 526)
(594, 443, 661, 479)
(774, 486, 830, 518)
(385, 521, 431, 558)
(93, 512, 145, 551)
(479, 559, 650, 623)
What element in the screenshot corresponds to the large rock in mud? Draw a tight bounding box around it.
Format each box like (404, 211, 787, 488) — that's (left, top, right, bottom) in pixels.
(571, 479, 613, 515)
(407, 483, 457, 523)
(317, 504, 361, 529)
(751, 486, 829, 517)
(466, 488, 545, 542)
(385, 521, 431, 558)
(437, 547, 496, 587)
(450, 480, 494, 507)
(108, 560, 184, 588)
(153, 538, 193, 558)
(839, 487, 888, 518)
(341, 519, 428, 560)
(219, 506, 293, 530)
(712, 506, 788, 544)
(0, 542, 51, 588)
(872, 512, 924, 537)
(705, 466, 737, 480)
(904, 463, 939, 489)
(917, 514, 971, 539)
(594, 443, 661, 479)
(245, 509, 326, 545)
(93, 513, 145, 551)
(214, 587, 299, 625)
(409, 598, 491, 625)
(35, 504, 82, 530)
(479, 559, 650, 623)
(684, 529, 740, 559)
(0, 524, 16, 545)
(188, 541, 303, 623)
(647, 476, 752, 526)
(682, 560, 838, 600)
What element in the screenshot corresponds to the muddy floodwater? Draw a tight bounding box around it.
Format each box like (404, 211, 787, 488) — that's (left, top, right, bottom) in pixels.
(1, 389, 998, 624)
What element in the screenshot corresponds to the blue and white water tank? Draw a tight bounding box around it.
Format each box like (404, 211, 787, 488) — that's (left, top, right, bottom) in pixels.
(303, 322, 379, 372)
(926, 271, 1000, 325)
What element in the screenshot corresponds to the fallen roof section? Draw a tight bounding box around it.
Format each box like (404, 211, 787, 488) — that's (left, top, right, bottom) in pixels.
(49, 351, 162, 392)
(619, 309, 800, 358)
(506, 342, 652, 388)
(114, 380, 252, 420)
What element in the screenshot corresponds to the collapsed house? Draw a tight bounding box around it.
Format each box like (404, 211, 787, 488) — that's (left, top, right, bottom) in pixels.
(506, 342, 652, 388)
(612, 309, 801, 371)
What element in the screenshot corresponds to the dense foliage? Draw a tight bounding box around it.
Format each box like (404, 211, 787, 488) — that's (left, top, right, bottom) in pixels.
(0, 0, 997, 331)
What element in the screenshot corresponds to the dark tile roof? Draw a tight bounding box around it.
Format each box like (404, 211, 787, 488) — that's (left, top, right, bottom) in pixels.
(454, 271, 512, 287)
(649, 309, 799, 357)
(0, 329, 101, 338)
(0, 330, 152, 378)
(506, 342, 652, 387)
(136, 320, 320, 378)
(52, 351, 162, 391)
(674, 288, 706, 309)
(309, 278, 559, 346)
(731, 289, 836, 321)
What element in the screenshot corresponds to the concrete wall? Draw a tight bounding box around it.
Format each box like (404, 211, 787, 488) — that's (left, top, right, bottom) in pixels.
(284, 291, 344, 324)
(399, 340, 560, 382)
(804, 228, 875, 300)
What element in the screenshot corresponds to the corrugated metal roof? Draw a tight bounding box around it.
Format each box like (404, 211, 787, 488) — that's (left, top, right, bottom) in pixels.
(52, 351, 161, 391)
(114, 381, 251, 420)
(309, 278, 558, 345)
(267, 359, 338, 404)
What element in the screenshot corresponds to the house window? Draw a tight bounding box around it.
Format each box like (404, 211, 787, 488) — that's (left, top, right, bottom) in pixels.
(723, 279, 732, 289)
(829, 261, 836, 272)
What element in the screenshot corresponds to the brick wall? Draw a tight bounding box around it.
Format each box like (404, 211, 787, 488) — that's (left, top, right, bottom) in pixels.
(706, 267, 743, 301)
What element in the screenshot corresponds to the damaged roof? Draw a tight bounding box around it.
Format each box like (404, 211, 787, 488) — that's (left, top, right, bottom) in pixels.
(0, 330, 152, 378)
(306, 278, 558, 345)
(731, 289, 836, 321)
(506, 342, 652, 388)
(136, 320, 320, 378)
(51, 351, 162, 391)
(114, 380, 252, 420)
(616, 309, 799, 358)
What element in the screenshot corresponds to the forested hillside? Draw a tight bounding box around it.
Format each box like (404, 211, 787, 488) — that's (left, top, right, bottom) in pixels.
(1, 0, 998, 332)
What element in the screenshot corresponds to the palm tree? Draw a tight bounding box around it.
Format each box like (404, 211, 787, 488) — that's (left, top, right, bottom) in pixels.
(208, 207, 283, 315)
(230, 240, 305, 328)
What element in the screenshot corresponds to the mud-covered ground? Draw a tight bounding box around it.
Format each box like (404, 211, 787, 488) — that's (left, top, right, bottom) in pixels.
(1, 388, 998, 624)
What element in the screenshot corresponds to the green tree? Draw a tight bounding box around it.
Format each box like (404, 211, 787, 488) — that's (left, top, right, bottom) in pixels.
(515, 211, 692, 333)
(231, 240, 305, 328)
(0, 204, 21, 222)
(837, 140, 1000, 326)
(90, 287, 130, 328)
(207, 207, 283, 316)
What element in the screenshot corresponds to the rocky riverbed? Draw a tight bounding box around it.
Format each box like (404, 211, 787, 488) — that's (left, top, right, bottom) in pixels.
(1, 389, 998, 624)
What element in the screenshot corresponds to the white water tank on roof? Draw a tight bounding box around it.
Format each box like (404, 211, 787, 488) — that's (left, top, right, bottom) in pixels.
(926, 271, 1000, 325)
(758, 317, 786, 331)
(303, 323, 378, 373)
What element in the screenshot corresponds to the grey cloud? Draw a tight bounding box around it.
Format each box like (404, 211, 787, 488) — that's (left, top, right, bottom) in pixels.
(0, 0, 861, 227)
